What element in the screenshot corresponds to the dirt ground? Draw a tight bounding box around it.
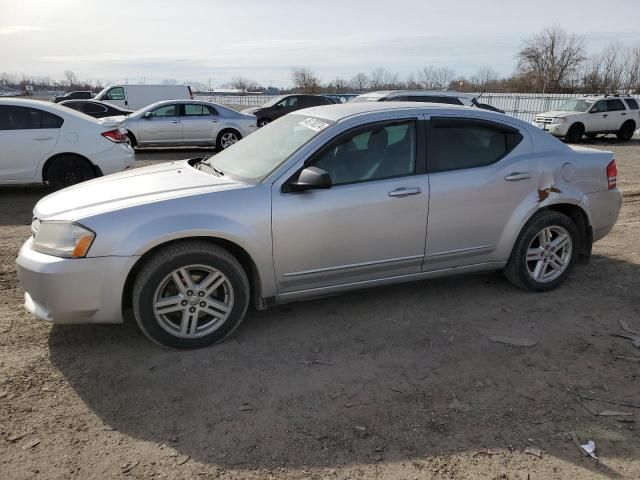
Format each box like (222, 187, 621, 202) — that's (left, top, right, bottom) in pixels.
(1, 137, 639, 480)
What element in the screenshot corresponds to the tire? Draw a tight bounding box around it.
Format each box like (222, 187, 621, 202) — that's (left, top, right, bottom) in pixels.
(216, 129, 241, 150)
(503, 211, 580, 292)
(565, 123, 584, 143)
(617, 121, 636, 141)
(45, 155, 96, 190)
(257, 118, 271, 128)
(132, 241, 250, 349)
(127, 131, 138, 148)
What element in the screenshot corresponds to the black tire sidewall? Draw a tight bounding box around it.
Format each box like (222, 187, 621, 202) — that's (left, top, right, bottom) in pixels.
(133, 249, 249, 349)
(511, 212, 580, 292)
(47, 156, 95, 190)
(618, 122, 635, 141)
(565, 124, 583, 143)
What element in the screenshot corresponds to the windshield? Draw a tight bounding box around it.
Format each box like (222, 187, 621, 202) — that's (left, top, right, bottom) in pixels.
(261, 95, 286, 107)
(204, 114, 333, 182)
(557, 99, 594, 112)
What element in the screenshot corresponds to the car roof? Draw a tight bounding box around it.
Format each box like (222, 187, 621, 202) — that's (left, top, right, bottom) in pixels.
(296, 101, 468, 122)
(357, 90, 468, 99)
(0, 98, 100, 121)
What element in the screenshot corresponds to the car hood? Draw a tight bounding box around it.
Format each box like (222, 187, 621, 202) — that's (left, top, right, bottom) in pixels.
(536, 110, 580, 118)
(34, 160, 248, 221)
(241, 107, 260, 114)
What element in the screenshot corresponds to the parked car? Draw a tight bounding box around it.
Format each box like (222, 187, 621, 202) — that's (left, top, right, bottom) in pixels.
(60, 99, 133, 118)
(16, 102, 621, 349)
(93, 84, 193, 110)
(1, 98, 134, 189)
(351, 90, 506, 113)
(534, 94, 639, 142)
(50, 91, 93, 103)
(241, 94, 333, 127)
(124, 100, 257, 149)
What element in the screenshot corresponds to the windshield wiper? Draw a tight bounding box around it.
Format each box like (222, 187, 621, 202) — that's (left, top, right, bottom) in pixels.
(211, 165, 224, 176)
(194, 157, 224, 176)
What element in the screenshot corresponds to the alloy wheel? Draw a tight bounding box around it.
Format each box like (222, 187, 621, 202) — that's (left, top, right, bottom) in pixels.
(153, 264, 234, 338)
(526, 226, 572, 283)
(220, 132, 239, 149)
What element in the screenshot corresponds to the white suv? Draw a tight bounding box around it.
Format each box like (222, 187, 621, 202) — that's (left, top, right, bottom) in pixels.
(534, 95, 639, 142)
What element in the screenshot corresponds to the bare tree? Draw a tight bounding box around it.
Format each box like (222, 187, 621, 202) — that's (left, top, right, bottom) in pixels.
(327, 77, 349, 92)
(404, 72, 420, 89)
(623, 46, 640, 92)
(418, 66, 455, 89)
(290, 66, 321, 93)
(230, 76, 261, 92)
(369, 67, 399, 89)
(471, 66, 499, 91)
(433, 67, 456, 89)
(517, 25, 586, 92)
(418, 66, 437, 89)
(63, 70, 78, 87)
(350, 72, 369, 91)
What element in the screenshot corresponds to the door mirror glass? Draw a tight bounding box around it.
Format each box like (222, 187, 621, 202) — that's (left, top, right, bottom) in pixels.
(285, 166, 332, 192)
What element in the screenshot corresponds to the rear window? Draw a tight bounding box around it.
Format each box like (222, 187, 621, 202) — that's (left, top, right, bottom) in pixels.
(0, 106, 64, 130)
(624, 98, 639, 110)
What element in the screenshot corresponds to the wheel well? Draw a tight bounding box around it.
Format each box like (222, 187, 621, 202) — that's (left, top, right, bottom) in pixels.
(126, 130, 137, 147)
(217, 128, 242, 140)
(544, 203, 592, 263)
(121, 236, 262, 316)
(42, 152, 98, 182)
(622, 119, 636, 130)
(569, 122, 585, 132)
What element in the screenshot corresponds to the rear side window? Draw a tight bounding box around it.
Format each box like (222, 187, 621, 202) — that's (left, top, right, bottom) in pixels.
(303, 96, 330, 107)
(83, 103, 108, 115)
(428, 118, 522, 173)
(606, 99, 626, 111)
(624, 98, 639, 110)
(0, 106, 64, 130)
(183, 104, 217, 116)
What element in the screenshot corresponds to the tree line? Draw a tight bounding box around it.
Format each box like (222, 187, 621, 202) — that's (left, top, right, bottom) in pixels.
(2, 26, 639, 95)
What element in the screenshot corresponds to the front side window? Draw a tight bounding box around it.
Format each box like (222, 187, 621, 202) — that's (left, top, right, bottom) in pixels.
(428, 118, 522, 173)
(590, 101, 606, 113)
(312, 121, 416, 185)
(606, 99, 626, 111)
(183, 104, 217, 116)
(0, 106, 63, 130)
(277, 96, 299, 108)
(150, 105, 177, 117)
(104, 87, 125, 101)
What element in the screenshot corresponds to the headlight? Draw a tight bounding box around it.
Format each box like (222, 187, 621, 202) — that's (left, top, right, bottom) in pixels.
(551, 118, 566, 124)
(32, 221, 95, 258)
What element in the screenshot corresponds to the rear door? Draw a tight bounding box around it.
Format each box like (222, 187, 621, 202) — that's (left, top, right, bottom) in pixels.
(136, 104, 181, 145)
(0, 106, 62, 181)
(423, 116, 536, 269)
(180, 103, 219, 144)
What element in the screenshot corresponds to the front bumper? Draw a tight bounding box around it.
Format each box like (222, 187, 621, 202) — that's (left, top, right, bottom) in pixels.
(533, 121, 569, 136)
(16, 238, 138, 324)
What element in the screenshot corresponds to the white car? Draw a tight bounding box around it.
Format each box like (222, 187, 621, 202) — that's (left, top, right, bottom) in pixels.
(123, 100, 257, 150)
(0, 99, 135, 189)
(534, 95, 640, 142)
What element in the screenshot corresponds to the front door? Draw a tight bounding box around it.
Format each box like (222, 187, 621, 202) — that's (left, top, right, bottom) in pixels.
(136, 104, 181, 145)
(101, 86, 127, 109)
(423, 116, 538, 269)
(272, 119, 429, 294)
(587, 101, 609, 132)
(0, 105, 61, 181)
(180, 103, 220, 145)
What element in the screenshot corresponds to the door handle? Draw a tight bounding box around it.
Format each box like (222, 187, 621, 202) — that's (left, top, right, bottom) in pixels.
(621, 112, 626, 116)
(33, 137, 53, 141)
(212, 120, 219, 123)
(602, 114, 608, 118)
(388, 187, 421, 197)
(171, 120, 180, 123)
(504, 172, 531, 181)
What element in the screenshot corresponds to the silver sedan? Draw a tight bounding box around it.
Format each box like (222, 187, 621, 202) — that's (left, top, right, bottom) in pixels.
(16, 102, 622, 349)
(123, 100, 257, 149)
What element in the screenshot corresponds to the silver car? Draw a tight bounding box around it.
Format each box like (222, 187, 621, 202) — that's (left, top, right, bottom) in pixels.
(123, 100, 257, 150)
(16, 102, 622, 349)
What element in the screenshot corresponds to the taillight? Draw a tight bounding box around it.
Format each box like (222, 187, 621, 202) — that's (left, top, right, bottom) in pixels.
(606, 159, 617, 190)
(101, 129, 127, 143)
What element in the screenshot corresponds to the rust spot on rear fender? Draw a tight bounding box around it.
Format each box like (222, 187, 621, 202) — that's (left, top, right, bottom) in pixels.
(538, 186, 562, 202)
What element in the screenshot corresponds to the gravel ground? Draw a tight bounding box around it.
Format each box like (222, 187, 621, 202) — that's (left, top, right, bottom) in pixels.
(1, 137, 639, 480)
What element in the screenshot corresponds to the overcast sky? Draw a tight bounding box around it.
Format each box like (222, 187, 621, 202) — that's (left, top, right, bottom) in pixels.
(1, 0, 639, 87)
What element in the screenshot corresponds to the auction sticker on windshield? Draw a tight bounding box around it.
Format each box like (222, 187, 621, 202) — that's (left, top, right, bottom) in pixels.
(299, 118, 330, 132)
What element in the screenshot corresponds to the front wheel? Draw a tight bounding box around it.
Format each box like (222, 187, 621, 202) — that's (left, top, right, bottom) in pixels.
(565, 123, 584, 143)
(132, 242, 250, 348)
(503, 211, 580, 292)
(216, 129, 241, 150)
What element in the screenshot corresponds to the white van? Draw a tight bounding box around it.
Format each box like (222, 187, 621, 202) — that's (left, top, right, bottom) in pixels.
(94, 84, 193, 110)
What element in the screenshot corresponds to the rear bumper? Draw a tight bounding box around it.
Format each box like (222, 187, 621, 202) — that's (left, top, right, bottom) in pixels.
(583, 189, 623, 242)
(91, 143, 135, 176)
(16, 238, 138, 324)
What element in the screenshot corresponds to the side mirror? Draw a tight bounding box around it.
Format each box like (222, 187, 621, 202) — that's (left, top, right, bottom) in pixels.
(275, 104, 283, 109)
(285, 166, 332, 192)
(144, 111, 153, 119)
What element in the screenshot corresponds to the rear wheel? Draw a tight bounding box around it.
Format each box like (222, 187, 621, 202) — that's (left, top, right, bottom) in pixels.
(127, 131, 138, 148)
(216, 129, 241, 150)
(503, 211, 580, 292)
(132, 241, 250, 349)
(45, 155, 96, 190)
(617, 121, 636, 141)
(565, 123, 584, 143)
